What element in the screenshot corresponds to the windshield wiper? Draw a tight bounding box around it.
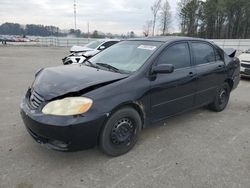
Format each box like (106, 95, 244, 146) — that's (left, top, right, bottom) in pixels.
(96, 63, 121, 73)
(83, 59, 99, 69)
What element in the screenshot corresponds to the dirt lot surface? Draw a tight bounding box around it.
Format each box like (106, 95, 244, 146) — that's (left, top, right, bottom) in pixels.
(0, 46, 250, 188)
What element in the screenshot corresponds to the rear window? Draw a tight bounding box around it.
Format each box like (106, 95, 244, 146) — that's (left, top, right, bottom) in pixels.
(192, 42, 216, 65)
(215, 48, 223, 61)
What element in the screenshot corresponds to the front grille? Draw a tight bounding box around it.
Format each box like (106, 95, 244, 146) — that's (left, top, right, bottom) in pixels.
(75, 58, 81, 63)
(241, 63, 250, 69)
(241, 60, 250, 63)
(29, 90, 44, 109)
(244, 69, 250, 74)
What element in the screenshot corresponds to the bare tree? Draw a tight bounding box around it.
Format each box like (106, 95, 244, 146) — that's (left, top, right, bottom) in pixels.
(143, 20, 153, 37)
(159, 0, 171, 35)
(151, 0, 162, 36)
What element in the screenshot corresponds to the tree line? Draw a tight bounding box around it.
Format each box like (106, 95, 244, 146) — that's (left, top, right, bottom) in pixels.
(0, 23, 63, 36)
(0, 22, 135, 38)
(179, 0, 250, 39)
(144, 0, 250, 39)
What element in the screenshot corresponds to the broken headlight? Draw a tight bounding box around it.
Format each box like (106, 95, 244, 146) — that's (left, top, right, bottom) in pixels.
(42, 97, 93, 116)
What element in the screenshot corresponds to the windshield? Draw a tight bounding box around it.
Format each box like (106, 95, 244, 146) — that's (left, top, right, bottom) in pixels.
(84, 41, 103, 49)
(89, 41, 162, 73)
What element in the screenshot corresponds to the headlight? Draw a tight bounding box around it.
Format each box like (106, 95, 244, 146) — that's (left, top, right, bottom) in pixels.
(42, 97, 93, 116)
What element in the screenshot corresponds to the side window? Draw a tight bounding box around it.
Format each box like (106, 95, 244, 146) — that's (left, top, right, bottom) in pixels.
(157, 43, 191, 69)
(215, 48, 223, 61)
(192, 42, 216, 65)
(101, 41, 118, 49)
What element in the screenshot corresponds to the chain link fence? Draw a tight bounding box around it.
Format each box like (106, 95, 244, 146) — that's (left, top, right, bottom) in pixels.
(3, 37, 250, 52)
(37, 37, 95, 47)
(211, 39, 250, 52)
(36, 37, 250, 51)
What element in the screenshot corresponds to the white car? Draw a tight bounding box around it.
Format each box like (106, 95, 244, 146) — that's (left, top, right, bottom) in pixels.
(62, 39, 120, 65)
(238, 49, 250, 77)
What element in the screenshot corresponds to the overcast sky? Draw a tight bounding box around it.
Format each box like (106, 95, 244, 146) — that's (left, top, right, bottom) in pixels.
(0, 0, 180, 35)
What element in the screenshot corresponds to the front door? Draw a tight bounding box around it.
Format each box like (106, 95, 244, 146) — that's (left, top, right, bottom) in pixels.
(150, 42, 196, 122)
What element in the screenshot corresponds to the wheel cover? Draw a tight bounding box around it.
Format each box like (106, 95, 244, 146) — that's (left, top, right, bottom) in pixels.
(110, 118, 136, 146)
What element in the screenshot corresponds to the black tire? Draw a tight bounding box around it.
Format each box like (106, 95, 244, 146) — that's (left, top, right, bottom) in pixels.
(99, 107, 142, 156)
(209, 83, 231, 112)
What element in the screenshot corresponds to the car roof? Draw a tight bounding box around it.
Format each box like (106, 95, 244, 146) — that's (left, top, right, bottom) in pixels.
(98, 39, 120, 42)
(127, 36, 209, 43)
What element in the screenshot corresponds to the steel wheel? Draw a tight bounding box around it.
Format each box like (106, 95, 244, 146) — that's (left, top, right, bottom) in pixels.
(209, 83, 230, 112)
(99, 107, 141, 156)
(110, 118, 136, 146)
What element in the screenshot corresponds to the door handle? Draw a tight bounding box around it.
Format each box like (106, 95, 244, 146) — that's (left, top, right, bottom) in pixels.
(188, 72, 195, 77)
(218, 65, 224, 68)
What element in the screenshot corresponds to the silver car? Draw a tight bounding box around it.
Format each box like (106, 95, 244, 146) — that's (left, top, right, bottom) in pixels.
(62, 39, 120, 65)
(238, 49, 250, 78)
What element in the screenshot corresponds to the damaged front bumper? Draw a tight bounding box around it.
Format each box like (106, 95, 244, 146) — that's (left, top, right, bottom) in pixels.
(20, 98, 107, 151)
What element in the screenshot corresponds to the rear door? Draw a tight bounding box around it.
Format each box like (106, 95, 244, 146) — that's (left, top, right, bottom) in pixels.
(150, 42, 196, 122)
(191, 42, 226, 106)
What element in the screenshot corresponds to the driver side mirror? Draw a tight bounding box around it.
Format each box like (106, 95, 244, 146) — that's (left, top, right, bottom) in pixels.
(151, 64, 174, 74)
(99, 46, 106, 50)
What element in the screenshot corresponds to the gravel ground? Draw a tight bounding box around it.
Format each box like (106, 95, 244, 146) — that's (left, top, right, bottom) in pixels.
(0, 46, 250, 188)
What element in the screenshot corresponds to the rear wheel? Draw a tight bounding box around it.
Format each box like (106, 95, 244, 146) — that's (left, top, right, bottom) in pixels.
(99, 107, 141, 156)
(209, 83, 230, 112)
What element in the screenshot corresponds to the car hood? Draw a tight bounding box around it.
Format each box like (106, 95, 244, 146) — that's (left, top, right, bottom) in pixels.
(238, 53, 250, 62)
(70, 45, 93, 52)
(33, 65, 128, 100)
(83, 49, 100, 57)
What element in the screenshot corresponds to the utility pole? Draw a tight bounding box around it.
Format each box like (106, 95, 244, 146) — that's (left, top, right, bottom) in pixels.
(87, 22, 90, 38)
(74, 0, 77, 30)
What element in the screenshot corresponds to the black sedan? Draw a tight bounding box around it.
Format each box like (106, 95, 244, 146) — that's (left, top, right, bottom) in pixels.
(20, 37, 240, 156)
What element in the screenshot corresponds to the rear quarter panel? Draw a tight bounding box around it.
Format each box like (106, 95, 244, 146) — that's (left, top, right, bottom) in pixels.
(224, 53, 240, 90)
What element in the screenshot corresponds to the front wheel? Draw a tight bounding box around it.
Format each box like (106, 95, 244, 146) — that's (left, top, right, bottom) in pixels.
(99, 107, 141, 156)
(209, 83, 230, 112)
